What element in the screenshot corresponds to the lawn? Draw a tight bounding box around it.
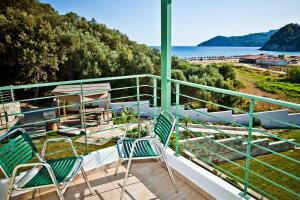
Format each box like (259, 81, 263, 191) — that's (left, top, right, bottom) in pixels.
(218, 129, 300, 200)
(233, 66, 300, 107)
(256, 80, 300, 99)
(277, 129, 300, 144)
(33, 132, 117, 160)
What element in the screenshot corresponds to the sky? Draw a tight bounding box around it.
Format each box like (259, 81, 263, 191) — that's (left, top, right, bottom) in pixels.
(40, 0, 300, 46)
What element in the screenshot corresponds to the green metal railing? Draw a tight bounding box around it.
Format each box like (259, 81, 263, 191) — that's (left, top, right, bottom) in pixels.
(0, 74, 299, 200)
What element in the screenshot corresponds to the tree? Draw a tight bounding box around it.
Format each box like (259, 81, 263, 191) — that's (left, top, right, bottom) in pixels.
(215, 63, 236, 80)
(0, 8, 60, 86)
(171, 70, 186, 81)
(287, 66, 300, 83)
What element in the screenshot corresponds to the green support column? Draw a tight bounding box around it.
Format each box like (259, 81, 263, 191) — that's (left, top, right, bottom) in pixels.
(175, 82, 180, 156)
(153, 78, 158, 125)
(80, 83, 88, 154)
(136, 77, 141, 137)
(161, 0, 172, 111)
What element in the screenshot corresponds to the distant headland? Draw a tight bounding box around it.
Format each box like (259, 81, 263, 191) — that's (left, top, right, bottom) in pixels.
(197, 30, 277, 47)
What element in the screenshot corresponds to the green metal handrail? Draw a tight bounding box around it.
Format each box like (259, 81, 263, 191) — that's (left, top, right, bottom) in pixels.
(148, 74, 300, 110)
(164, 75, 299, 200)
(0, 74, 299, 200)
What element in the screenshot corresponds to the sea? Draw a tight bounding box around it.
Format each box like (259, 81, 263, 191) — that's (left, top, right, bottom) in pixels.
(150, 46, 300, 58)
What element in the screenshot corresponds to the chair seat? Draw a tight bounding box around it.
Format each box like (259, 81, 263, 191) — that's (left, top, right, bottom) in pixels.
(22, 156, 80, 189)
(116, 138, 157, 158)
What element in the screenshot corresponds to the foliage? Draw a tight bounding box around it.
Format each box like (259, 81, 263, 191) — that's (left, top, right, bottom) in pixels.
(287, 66, 300, 83)
(232, 79, 245, 89)
(180, 115, 193, 139)
(256, 79, 300, 97)
(171, 69, 186, 81)
(219, 150, 300, 200)
(112, 108, 136, 125)
(233, 65, 300, 105)
(0, 0, 160, 88)
(253, 117, 262, 127)
(169, 132, 184, 154)
(126, 127, 149, 139)
(177, 63, 242, 108)
(277, 129, 300, 144)
(217, 63, 236, 80)
(0, 7, 60, 85)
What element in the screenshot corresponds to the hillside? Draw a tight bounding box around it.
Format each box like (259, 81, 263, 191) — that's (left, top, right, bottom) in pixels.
(0, 0, 161, 86)
(197, 30, 277, 47)
(260, 23, 300, 51)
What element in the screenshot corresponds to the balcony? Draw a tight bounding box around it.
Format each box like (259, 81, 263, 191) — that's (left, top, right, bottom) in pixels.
(0, 74, 299, 200)
(12, 160, 213, 200)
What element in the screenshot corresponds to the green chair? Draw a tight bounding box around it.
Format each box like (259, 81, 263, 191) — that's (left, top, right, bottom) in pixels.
(115, 111, 178, 199)
(0, 128, 94, 200)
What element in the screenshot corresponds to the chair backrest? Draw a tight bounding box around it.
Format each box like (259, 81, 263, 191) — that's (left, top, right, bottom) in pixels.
(0, 129, 37, 178)
(154, 111, 176, 146)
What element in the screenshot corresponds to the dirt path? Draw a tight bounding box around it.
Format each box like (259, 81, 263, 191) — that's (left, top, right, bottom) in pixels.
(236, 73, 278, 99)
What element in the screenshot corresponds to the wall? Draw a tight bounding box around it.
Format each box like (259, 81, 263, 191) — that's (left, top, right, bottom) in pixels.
(66, 94, 111, 112)
(256, 59, 288, 66)
(0, 102, 22, 134)
(111, 100, 300, 129)
(0, 102, 21, 124)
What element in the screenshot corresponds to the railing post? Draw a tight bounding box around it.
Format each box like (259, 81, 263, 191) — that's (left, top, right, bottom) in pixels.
(0, 91, 8, 131)
(136, 77, 141, 137)
(0, 91, 3, 104)
(10, 85, 14, 102)
(80, 83, 88, 154)
(240, 98, 255, 199)
(153, 78, 158, 126)
(175, 82, 180, 156)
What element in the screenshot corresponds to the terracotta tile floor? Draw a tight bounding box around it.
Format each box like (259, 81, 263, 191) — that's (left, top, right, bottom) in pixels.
(13, 160, 213, 200)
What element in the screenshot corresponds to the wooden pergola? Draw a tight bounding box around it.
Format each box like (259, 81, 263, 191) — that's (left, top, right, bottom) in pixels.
(51, 83, 111, 126)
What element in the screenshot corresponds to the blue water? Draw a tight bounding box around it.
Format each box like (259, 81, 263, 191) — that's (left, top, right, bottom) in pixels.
(150, 46, 300, 58)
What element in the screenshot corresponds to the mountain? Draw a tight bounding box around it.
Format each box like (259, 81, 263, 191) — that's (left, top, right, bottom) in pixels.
(260, 23, 300, 51)
(197, 30, 277, 47)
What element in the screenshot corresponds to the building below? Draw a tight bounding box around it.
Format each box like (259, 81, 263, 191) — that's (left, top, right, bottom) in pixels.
(239, 54, 288, 66)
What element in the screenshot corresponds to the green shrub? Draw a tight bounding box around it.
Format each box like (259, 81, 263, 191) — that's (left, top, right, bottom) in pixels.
(112, 108, 136, 125)
(287, 66, 300, 83)
(253, 117, 262, 127)
(126, 127, 149, 138)
(233, 80, 245, 89)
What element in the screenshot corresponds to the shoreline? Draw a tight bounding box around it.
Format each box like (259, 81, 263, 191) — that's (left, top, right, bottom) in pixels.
(150, 46, 300, 58)
(188, 59, 289, 75)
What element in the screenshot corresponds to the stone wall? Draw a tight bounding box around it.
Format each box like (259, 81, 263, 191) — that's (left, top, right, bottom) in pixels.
(0, 102, 21, 128)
